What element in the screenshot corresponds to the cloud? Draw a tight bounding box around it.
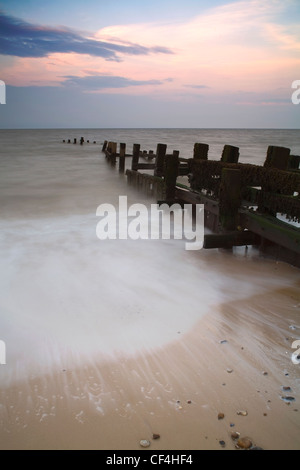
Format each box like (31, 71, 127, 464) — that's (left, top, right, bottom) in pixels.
(184, 84, 210, 89)
(61, 74, 165, 89)
(0, 12, 173, 60)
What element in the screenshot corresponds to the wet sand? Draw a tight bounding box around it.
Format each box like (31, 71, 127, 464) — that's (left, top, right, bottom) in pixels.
(1, 274, 300, 450)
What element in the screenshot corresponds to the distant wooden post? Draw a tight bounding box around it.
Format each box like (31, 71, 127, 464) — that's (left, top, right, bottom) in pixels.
(102, 140, 108, 152)
(132, 144, 140, 171)
(73, 138, 77, 144)
(119, 143, 126, 173)
(221, 145, 240, 163)
(165, 150, 179, 201)
(110, 142, 117, 166)
(154, 143, 167, 177)
(264, 145, 290, 170)
(193, 143, 209, 160)
(68, 139, 71, 144)
(80, 137, 84, 145)
(219, 168, 241, 231)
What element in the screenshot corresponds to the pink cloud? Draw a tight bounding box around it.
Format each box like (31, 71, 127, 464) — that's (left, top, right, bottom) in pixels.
(1, 0, 299, 104)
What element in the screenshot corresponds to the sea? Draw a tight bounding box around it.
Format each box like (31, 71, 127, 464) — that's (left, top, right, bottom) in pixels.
(0, 128, 300, 386)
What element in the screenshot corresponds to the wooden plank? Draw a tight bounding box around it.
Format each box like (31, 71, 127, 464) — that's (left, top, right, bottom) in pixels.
(136, 163, 156, 170)
(239, 209, 300, 254)
(175, 187, 219, 215)
(204, 231, 259, 249)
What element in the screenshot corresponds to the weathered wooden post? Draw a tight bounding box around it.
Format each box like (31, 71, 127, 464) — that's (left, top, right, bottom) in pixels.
(80, 137, 84, 145)
(288, 155, 300, 170)
(73, 138, 77, 144)
(219, 168, 241, 231)
(110, 142, 117, 166)
(68, 139, 71, 143)
(154, 143, 167, 177)
(260, 146, 291, 214)
(102, 140, 108, 152)
(165, 150, 179, 202)
(119, 143, 126, 173)
(264, 145, 290, 170)
(132, 144, 140, 171)
(221, 145, 240, 163)
(193, 143, 209, 160)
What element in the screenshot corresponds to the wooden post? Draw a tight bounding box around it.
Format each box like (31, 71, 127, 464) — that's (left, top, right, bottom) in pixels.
(165, 150, 179, 202)
(80, 137, 84, 145)
(261, 146, 291, 214)
(221, 145, 239, 163)
(119, 143, 126, 173)
(68, 139, 71, 143)
(132, 144, 140, 171)
(154, 143, 167, 177)
(219, 168, 241, 231)
(288, 155, 300, 170)
(193, 143, 209, 160)
(264, 146, 290, 170)
(110, 142, 117, 166)
(73, 138, 77, 144)
(102, 140, 108, 152)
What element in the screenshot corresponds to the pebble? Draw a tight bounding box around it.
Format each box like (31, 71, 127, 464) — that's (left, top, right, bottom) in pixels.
(237, 437, 252, 449)
(220, 340, 228, 344)
(227, 368, 233, 374)
(281, 396, 295, 403)
(187, 400, 192, 404)
(282, 386, 291, 392)
(231, 432, 240, 440)
(237, 410, 248, 416)
(140, 440, 151, 448)
(250, 446, 264, 451)
(262, 371, 268, 376)
(219, 440, 226, 448)
(218, 413, 225, 420)
(152, 434, 160, 440)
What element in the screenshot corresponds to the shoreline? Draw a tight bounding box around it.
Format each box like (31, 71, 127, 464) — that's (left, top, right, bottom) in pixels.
(1, 282, 299, 450)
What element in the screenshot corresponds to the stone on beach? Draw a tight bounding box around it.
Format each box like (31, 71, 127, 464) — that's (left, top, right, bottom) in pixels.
(140, 440, 151, 448)
(236, 437, 253, 449)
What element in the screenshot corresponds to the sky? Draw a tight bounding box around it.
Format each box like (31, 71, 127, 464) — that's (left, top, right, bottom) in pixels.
(0, 0, 299, 128)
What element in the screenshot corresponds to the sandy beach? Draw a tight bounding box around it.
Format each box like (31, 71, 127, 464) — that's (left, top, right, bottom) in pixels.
(1, 256, 299, 451)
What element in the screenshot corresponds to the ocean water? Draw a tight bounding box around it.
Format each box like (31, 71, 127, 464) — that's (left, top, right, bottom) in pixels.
(0, 128, 299, 386)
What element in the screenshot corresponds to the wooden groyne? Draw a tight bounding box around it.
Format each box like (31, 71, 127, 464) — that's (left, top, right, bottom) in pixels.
(102, 140, 300, 267)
